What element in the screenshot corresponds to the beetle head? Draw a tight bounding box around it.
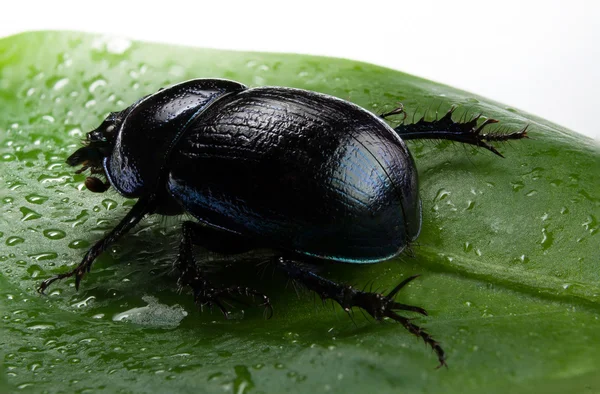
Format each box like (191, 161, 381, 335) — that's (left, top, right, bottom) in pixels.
(66, 111, 123, 193)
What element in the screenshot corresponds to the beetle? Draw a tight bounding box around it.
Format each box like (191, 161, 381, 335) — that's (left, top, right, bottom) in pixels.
(38, 78, 527, 367)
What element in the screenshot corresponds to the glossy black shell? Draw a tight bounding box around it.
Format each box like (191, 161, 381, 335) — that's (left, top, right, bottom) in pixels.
(105, 79, 246, 196)
(106, 80, 422, 263)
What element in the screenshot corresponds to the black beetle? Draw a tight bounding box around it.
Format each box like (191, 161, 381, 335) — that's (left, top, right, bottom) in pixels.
(39, 78, 527, 367)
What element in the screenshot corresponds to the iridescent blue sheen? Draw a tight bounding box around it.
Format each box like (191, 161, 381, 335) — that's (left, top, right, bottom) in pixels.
(166, 86, 420, 263)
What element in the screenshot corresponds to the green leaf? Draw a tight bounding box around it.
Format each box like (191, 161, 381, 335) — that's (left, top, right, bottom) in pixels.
(1, 31, 599, 393)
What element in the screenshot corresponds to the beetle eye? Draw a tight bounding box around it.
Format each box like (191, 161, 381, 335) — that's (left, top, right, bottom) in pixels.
(106, 125, 115, 134)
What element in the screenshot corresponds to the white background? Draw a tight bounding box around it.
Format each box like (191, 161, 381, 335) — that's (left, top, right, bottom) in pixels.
(1, 0, 598, 139)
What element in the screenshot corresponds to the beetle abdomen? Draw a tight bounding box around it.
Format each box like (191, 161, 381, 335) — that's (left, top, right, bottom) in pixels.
(167, 87, 421, 262)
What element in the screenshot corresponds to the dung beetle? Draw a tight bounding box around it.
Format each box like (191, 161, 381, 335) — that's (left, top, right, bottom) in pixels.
(39, 78, 527, 367)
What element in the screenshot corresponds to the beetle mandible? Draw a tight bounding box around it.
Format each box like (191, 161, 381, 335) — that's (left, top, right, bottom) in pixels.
(39, 79, 528, 367)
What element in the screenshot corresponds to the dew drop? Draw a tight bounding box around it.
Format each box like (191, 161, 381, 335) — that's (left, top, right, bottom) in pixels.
(27, 264, 44, 278)
(52, 78, 69, 91)
(463, 242, 473, 253)
(233, 365, 254, 394)
(72, 296, 96, 308)
(68, 239, 89, 249)
(106, 37, 131, 54)
(88, 79, 107, 93)
(20, 207, 42, 221)
(102, 199, 118, 210)
(6, 236, 24, 246)
(510, 181, 524, 192)
(43, 229, 66, 240)
(541, 228, 554, 251)
(434, 188, 450, 202)
(68, 128, 83, 137)
(28, 252, 58, 261)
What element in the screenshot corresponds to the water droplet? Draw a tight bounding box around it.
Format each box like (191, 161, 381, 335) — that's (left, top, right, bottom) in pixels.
(43, 229, 66, 240)
(112, 296, 188, 328)
(20, 207, 42, 221)
(582, 215, 598, 235)
(88, 78, 107, 93)
(434, 188, 450, 202)
(68, 239, 89, 249)
(68, 128, 83, 137)
(541, 227, 554, 251)
(233, 365, 254, 394)
(28, 252, 58, 261)
(102, 199, 118, 210)
(510, 181, 524, 192)
(463, 242, 473, 253)
(25, 194, 49, 205)
(108, 37, 131, 54)
(52, 78, 69, 91)
(550, 179, 563, 187)
(27, 264, 44, 278)
(27, 323, 55, 330)
(541, 213, 549, 221)
(208, 372, 223, 381)
(6, 236, 24, 246)
(72, 296, 95, 308)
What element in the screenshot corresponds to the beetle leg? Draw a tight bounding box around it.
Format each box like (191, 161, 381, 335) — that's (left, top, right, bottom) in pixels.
(175, 221, 273, 319)
(394, 107, 528, 158)
(380, 103, 406, 120)
(37, 197, 153, 294)
(277, 257, 446, 368)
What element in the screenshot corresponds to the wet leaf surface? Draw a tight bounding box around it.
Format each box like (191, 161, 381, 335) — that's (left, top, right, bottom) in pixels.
(0, 31, 599, 393)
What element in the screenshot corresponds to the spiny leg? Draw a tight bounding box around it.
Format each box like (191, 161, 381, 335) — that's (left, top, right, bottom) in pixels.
(38, 196, 153, 293)
(380, 103, 406, 120)
(276, 257, 446, 368)
(394, 107, 528, 157)
(175, 221, 273, 319)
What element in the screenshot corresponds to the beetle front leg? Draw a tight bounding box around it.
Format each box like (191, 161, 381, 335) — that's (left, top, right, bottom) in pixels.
(38, 197, 153, 293)
(276, 257, 446, 368)
(175, 221, 273, 319)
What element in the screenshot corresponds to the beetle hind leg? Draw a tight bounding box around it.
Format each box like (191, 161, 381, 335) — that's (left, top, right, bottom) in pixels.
(175, 221, 273, 319)
(394, 107, 528, 158)
(277, 257, 446, 368)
